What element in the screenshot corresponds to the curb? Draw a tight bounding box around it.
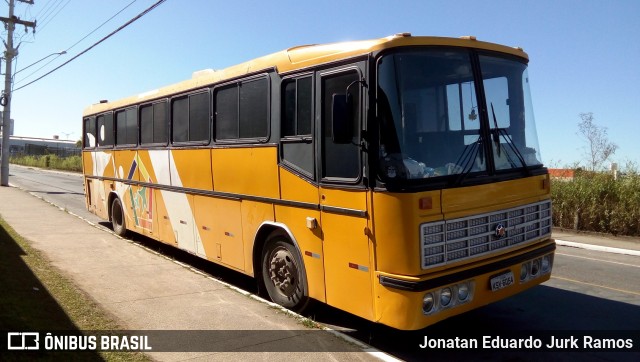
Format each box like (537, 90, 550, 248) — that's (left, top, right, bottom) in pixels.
(555, 239, 640, 257)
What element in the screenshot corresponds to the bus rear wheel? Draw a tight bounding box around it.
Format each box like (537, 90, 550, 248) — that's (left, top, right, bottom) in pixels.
(110, 197, 127, 237)
(261, 236, 309, 312)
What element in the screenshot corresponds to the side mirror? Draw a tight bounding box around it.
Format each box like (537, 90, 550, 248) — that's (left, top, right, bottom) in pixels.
(331, 93, 353, 144)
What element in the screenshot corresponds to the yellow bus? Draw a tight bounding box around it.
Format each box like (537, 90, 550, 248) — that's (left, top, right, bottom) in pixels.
(82, 33, 554, 330)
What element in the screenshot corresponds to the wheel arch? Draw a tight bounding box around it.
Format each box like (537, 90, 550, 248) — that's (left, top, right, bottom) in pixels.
(252, 221, 308, 294)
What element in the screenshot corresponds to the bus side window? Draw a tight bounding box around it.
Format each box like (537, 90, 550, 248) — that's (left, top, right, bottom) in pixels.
(281, 76, 314, 177)
(140, 101, 168, 145)
(97, 113, 114, 147)
(116, 107, 138, 146)
(172, 92, 209, 144)
(321, 71, 360, 180)
(214, 76, 269, 142)
(84, 117, 96, 148)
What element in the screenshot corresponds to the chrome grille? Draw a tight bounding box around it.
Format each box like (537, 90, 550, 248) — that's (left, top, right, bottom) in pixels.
(421, 200, 552, 269)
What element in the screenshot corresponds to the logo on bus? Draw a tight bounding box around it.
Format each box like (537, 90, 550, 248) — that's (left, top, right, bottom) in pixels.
(495, 223, 506, 239)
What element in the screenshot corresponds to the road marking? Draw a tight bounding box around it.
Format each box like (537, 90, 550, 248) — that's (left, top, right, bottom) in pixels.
(551, 276, 640, 296)
(556, 252, 640, 268)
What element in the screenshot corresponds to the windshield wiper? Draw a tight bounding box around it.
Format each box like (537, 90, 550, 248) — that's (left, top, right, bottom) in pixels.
(490, 102, 530, 174)
(453, 135, 483, 186)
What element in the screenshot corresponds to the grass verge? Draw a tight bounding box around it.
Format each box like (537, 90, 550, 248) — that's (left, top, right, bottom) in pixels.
(10, 155, 82, 173)
(0, 216, 148, 361)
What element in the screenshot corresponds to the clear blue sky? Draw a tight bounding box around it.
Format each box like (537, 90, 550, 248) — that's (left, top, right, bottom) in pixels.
(6, 0, 640, 168)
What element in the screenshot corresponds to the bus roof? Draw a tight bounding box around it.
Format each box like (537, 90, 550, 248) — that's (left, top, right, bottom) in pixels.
(83, 33, 528, 116)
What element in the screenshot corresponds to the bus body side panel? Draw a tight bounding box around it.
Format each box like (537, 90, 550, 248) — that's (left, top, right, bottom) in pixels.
(82, 151, 93, 179)
(152, 188, 177, 247)
(82, 151, 94, 213)
(154, 149, 211, 256)
(211, 146, 280, 199)
(135, 149, 172, 242)
(240, 201, 275, 277)
(276, 168, 324, 302)
(194, 195, 245, 271)
(320, 187, 374, 321)
(210, 146, 280, 274)
(88, 150, 115, 220)
(171, 149, 213, 191)
(112, 150, 143, 235)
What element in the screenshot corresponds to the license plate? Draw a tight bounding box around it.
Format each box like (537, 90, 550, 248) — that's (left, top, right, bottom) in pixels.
(490, 271, 514, 291)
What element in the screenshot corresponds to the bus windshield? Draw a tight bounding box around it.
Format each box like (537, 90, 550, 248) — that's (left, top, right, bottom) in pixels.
(377, 49, 542, 183)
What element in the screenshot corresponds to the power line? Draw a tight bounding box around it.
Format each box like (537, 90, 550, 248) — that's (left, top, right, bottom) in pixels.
(35, 0, 60, 19)
(13, 0, 167, 92)
(35, 0, 63, 27)
(37, 0, 72, 33)
(14, 0, 138, 85)
(65, 0, 138, 53)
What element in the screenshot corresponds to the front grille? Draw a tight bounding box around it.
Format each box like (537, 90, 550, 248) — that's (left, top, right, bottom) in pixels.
(420, 200, 552, 269)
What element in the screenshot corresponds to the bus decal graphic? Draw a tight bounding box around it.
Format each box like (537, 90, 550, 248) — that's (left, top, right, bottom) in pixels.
(125, 155, 154, 231)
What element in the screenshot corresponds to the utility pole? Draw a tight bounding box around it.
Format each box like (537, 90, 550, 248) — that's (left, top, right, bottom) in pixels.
(1, 0, 36, 186)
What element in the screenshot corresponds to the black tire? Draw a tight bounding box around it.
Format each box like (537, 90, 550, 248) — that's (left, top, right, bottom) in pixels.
(261, 235, 309, 312)
(111, 197, 127, 237)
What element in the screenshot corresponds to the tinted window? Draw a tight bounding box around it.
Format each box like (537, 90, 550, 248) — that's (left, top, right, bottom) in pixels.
(116, 108, 137, 146)
(140, 104, 153, 144)
(97, 113, 114, 147)
(215, 76, 269, 141)
(282, 76, 312, 137)
(141, 101, 168, 145)
(84, 117, 96, 148)
(189, 92, 209, 142)
(297, 77, 312, 135)
(215, 85, 238, 140)
(283, 81, 296, 136)
(239, 78, 268, 138)
(172, 97, 189, 143)
(322, 71, 360, 179)
(153, 101, 167, 143)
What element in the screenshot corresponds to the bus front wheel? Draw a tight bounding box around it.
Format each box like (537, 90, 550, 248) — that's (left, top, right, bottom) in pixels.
(110, 197, 127, 237)
(261, 236, 309, 312)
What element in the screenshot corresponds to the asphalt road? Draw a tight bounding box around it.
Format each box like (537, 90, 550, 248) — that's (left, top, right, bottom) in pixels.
(7, 165, 640, 361)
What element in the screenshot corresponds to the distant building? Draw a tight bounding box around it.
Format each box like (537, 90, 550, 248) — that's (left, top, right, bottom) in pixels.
(548, 168, 575, 181)
(0, 135, 80, 157)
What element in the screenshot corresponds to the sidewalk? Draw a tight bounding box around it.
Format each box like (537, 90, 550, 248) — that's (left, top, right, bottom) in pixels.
(553, 228, 640, 254)
(0, 186, 381, 361)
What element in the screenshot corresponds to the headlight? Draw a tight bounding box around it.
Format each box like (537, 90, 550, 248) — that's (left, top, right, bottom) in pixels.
(440, 287, 452, 307)
(531, 258, 540, 276)
(520, 262, 529, 281)
(541, 254, 551, 273)
(422, 293, 435, 314)
(457, 283, 470, 301)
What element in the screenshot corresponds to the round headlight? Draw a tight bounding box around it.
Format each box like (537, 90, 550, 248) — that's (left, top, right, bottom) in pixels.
(440, 287, 452, 307)
(541, 255, 551, 273)
(520, 263, 529, 281)
(422, 293, 435, 314)
(531, 258, 540, 276)
(457, 283, 470, 302)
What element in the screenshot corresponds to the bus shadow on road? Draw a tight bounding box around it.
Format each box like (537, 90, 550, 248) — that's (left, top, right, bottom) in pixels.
(94, 222, 640, 360)
(99, 222, 258, 294)
(310, 284, 640, 361)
